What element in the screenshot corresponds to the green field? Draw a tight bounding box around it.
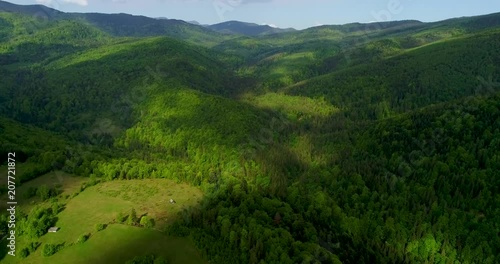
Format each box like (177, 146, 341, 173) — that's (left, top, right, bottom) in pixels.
(0, 170, 86, 211)
(0, 178, 205, 264)
(243, 92, 340, 120)
(2, 225, 205, 264)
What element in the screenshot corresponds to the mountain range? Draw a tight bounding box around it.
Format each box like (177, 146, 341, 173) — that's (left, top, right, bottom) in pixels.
(0, 1, 499, 264)
(0, 1, 295, 37)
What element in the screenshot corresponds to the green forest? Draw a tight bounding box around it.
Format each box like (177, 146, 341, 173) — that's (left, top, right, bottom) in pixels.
(0, 2, 499, 264)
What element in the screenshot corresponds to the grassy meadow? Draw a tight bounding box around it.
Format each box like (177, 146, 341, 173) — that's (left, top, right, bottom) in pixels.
(0, 175, 205, 264)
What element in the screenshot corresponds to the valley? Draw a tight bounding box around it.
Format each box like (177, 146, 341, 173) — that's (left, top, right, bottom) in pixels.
(0, 1, 499, 263)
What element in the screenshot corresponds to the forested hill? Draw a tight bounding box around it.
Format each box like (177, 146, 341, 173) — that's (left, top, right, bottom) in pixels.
(0, 0, 229, 46)
(0, 0, 62, 17)
(0, 2, 499, 264)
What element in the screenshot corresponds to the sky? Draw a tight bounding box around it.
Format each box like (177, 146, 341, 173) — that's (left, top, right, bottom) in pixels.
(6, 0, 500, 30)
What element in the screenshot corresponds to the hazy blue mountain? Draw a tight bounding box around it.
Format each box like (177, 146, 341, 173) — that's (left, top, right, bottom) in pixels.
(0, 0, 228, 45)
(0, 0, 62, 18)
(208, 20, 296, 36)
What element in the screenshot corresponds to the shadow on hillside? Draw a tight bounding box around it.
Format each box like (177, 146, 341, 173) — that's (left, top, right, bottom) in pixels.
(76, 226, 204, 264)
(0, 239, 8, 262)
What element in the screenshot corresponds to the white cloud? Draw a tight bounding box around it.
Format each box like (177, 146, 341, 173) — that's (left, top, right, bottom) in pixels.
(261, 22, 278, 28)
(65, 0, 88, 6)
(36, 0, 53, 4)
(36, 0, 89, 7)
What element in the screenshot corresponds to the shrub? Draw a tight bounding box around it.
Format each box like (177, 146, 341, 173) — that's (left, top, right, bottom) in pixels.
(41, 243, 64, 257)
(140, 216, 155, 228)
(19, 248, 30, 258)
(88, 175, 101, 187)
(117, 211, 127, 223)
(51, 202, 63, 214)
(23, 186, 38, 199)
(37, 185, 50, 200)
(21, 206, 56, 239)
(27, 242, 41, 252)
(127, 209, 137, 226)
(95, 223, 107, 232)
(36, 185, 59, 201)
(77, 233, 90, 244)
(19, 242, 40, 258)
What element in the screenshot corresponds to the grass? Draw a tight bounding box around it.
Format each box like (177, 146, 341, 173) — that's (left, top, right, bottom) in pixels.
(52, 225, 206, 264)
(0, 170, 86, 212)
(244, 92, 340, 119)
(38, 179, 202, 246)
(0, 178, 204, 264)
(90, 179, 203, 228)
(2, 225, 205, 264)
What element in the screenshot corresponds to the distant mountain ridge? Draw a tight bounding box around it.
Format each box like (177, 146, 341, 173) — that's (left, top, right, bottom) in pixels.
(0, 0, 227, 46)
(207, 20, 296, 36)
(0, 1, 296, 37)
(2, 0, 500, 38)
(0, 0, 62, 18)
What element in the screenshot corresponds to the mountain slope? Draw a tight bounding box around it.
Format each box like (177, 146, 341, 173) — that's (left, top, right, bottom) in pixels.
(0, 0, 62, 17)
(285, 29, 500, 120)
(73, 12, 228, 46)
(0, 12, 113, 66)
(0, 0, 229, 47)
(214, 13, 500, 91)
(1, 36, 245, 137)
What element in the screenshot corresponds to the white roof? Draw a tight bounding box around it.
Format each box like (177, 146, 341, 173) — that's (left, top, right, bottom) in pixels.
(48, 227, 59, 232)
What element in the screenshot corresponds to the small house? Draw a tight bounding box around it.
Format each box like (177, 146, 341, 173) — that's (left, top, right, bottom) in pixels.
(48, 227, 59, 233)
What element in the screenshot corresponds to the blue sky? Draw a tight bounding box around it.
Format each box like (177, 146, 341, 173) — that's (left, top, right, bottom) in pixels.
(6, 0, 500, 29)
